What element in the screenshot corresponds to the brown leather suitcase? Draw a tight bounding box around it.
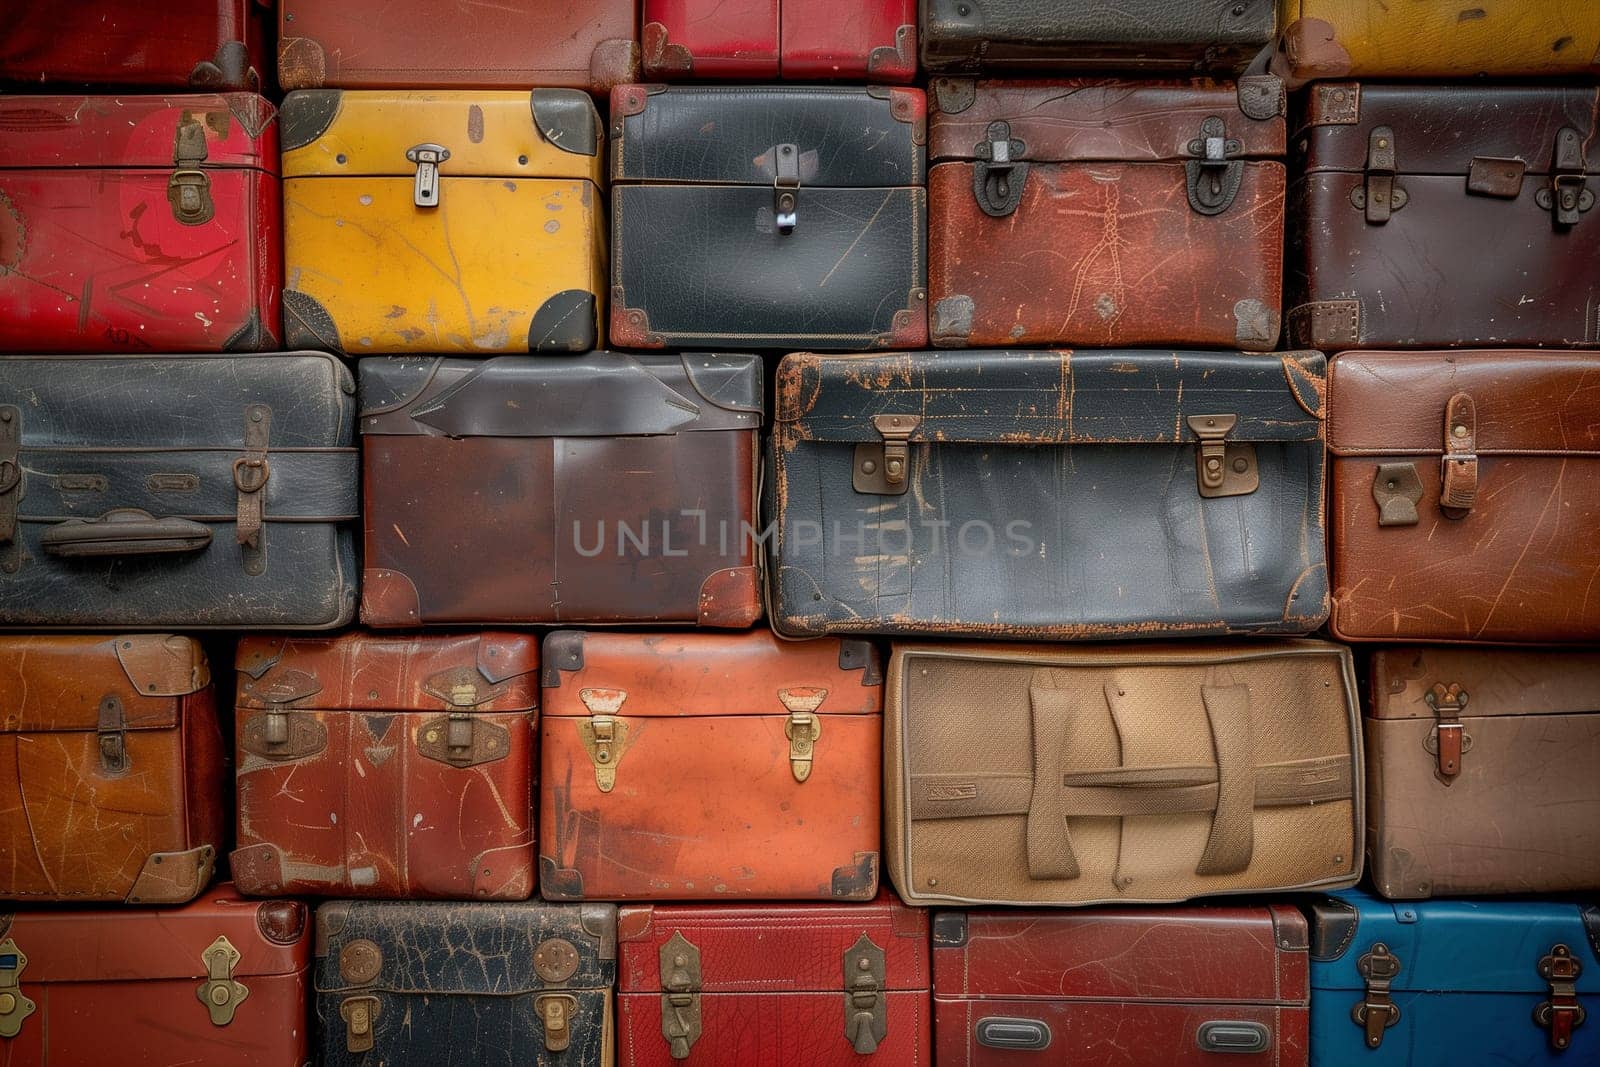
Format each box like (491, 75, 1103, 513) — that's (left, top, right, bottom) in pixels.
(929, 76, 1287, 349)
(540, 629, 882, 901)
(0, 634, 223, 905)
(885, 640, 1362, 906)
(1366, 647, 1600, 899)
(232, 631, 539, 900)
(1328, 351, 1600, 643)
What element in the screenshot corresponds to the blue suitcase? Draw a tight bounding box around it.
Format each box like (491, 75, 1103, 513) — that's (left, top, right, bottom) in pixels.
(1310, 890, 1599, 1066)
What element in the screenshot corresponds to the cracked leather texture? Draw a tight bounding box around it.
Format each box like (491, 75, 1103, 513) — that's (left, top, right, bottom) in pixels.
(1310, 889, 1600, 1065)
(769, 349, 1328, 638)
(0, 1, 269, 87)
(316, 899, 616, 1067)
(934, 905, 1308, 1066)
(0, 353, 359, 629)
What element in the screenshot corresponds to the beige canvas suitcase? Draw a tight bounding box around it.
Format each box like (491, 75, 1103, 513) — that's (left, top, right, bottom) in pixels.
(885, 640, 1362, 906)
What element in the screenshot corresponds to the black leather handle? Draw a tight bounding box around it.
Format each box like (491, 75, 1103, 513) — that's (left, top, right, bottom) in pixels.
(976, 1017, 1052, 1051)
(41, 508, 213, 558)
(1196, 1020, 1271, 1054)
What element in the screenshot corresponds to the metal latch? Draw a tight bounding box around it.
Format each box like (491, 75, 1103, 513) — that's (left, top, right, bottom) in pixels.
(0, 406, 21, 554)
(98, 694, 129, 775)
(660, 931, 702, 1060)
(341, 995, 381, 1053)
(535, 993, 579, 1053)
(1351, 942, 1402, 1049)
(1185, 116, 1243, 215)
(973, 120, 1028, 217)
(843, 934, 887, 1055)
(853, 414, 920, 495)
(1536, 944, 1586, 1051)
(779, 687, 826, 783)
(1440, 392, 1477, 517)
(196, 936, 248, 1027)
(0, 939, 35, 1039)
(1423, 683, 1471, 782)
(1187, 415, 1257, 498)
(406, 143, 450, 207)
(235, 404, 270, 576)
(774, 143, 799, 233)
(1372, 463, 1423, 526)
(1352, 125, 1406, 223)
(578, 688, 631, 792)
(1537, 128, 1593, 227)
(168, 113, 214, 226)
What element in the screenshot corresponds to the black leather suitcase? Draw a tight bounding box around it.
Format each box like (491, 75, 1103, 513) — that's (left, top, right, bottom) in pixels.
(609, 84, 928, 351)
(768, 349, 1329, 638)
(0, 352, 358, 629)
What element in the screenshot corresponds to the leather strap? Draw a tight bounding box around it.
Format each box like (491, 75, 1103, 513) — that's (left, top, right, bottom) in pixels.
(0, 406, 18, 548)
(1440, 392, 1477, 514)
(235, 404, 271, 573)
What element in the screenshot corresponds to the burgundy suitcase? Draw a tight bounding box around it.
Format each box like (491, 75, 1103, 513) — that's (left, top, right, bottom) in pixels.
(642, 0, 915, 81)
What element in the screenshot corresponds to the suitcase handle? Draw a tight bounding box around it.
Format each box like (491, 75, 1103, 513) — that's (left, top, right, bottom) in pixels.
(40, 508, 213, 557)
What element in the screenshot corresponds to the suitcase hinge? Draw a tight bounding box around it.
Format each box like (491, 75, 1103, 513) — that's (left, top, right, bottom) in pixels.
(98, 694, 130, 775)
(1351, 942, 1402, 1049)
(1351, 126, 1407, 223)
(1423, 683, 1471, 782)
(1372, 462, 1423, 526)
(660, 931, 702, 1060)
(0, 406, 19, 559)
(774, 143, 800, 233)
(843, 934, 888, 1055)
(535, 993, 579, 1053)
(1187, 415, 1257, 498)
(972, 121, 1028, 217)
(196, 935, 248, 1027)
(0, 939, 36, 1039)
(235, 404, 271, 575)
(1536, 944, 1586, 1051)
(1536, 128, 1593, 227)
(340, 994, 381, 1053)
(853, 414, 920, 496)
(779, 687, 827, 783)
(1185, 116, 1243, 215)
(168, 113, 214, 226)
(577, 688, 631, 792)
(406, 143, 451, 207)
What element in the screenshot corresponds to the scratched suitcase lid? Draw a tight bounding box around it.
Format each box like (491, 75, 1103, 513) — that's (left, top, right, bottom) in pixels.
(0, 634, 208, 732)
(1310, 890, 1600, 995)
(0, 92, 277, 169)
(610, 84, 925, 186)
(1368, 647, 1600, 722)
(357, 352, 762, 437)
(279, 89, 603, 181)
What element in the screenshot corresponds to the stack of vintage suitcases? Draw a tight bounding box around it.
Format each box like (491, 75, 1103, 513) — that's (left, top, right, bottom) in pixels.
(1, 1, 1598, 1064)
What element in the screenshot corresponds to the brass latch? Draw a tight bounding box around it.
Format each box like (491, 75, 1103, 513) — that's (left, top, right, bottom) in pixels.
(843, 934, 888, 1054)
(1352, 125, 1406, 223)
(341, 994, 381, 1053)
(1423, 683, 1471, 782)
(578, 688, 632, 792)
(1372, 463, 1423, 526)
(0, 939, 36, 1039)
(660, 931, 702, 1060)
(774, 143, 799, 233)
(1187, 415, 1257, 498)
(168, 112, 213, 226)
(779, 687, 827, 782)
(1537, 128, 1593, 226)
(853, 414, 920, 496)
(1535, 944, 1586, 1051)
(536, 993, 579, 1053)
(98, 694, 129, 775)
(196, 935, 248, 1027)
(1185, 116, 1243, 215)
(1440, 392, 1477, 517)
(1351, 942, 1402, 1049)
(406, 143, 450, 207)
(973, 120, 1027, 217)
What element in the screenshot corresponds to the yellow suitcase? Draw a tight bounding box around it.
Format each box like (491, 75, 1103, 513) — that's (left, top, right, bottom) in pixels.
(1277, 1, 1600, 83)
(281, 90, 604, 354)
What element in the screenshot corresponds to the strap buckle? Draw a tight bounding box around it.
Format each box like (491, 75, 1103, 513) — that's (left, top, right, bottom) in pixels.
(774, 143, 799, 233)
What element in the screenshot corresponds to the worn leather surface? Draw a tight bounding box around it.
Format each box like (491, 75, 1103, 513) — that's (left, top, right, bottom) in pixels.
(0, 353, 358, 629)
(233, 632, 539, 900)
(770, 349, 1328, 638)
(884, 640, 1362, 906)
(540, 630, 880, 901)
(3, 885, 311, 1067)
(616, 897, 929, 1066)
(315, 899, 616, 1067)
(934, 905, 1308, 1066)
(0, 94, 280, 352)
(1310, 889, 1600, 1066)
(0, 634, 222, 903)
(643, 0, 915, 80)
(1328, 351, 1600, 643)
(1366, 648, 1600, 898)
(921, 0, 1276, 72)
(277, 0, 639, 91)
(0, 0, 269, 89)
(1288, 84, 1600, 349)
(359, 353, 761, 627)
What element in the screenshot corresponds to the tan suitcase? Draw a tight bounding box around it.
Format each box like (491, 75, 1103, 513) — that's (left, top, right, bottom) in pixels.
(885, 640, 1362, 906)
(1367, 648, 1600, 900)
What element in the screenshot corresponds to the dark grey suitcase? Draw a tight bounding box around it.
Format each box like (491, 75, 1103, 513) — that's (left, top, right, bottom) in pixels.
(0, 352, 358, 629)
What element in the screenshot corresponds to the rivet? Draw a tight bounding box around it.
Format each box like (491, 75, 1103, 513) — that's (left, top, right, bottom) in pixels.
(0, 411, 10, 421)
(1386, 480, 1397, 490)
(861, 460, 877, 474)
(1232, 458, 1248, 473)
(518, 155, 528, 165)
(1452, 424, 1468, 438)
(210, 986, 231, 1006)
(1206, 458, 1222, 472)
(336, 153, 348, 164)
(673, 955, 686, 967)
(1378, 138, 1388, 149)
(425, 729, 439, 743)
(928, 877, 938, 886)
(857, 958, 870, 971)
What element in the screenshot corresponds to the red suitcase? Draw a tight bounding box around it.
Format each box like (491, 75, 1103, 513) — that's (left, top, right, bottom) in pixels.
(642, 0, 915, 81)
(617, 895, 931, 1066)
(0, 93, 280, 352)
(0, 0, 270, 91)
(0, 884, 311, 1067)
